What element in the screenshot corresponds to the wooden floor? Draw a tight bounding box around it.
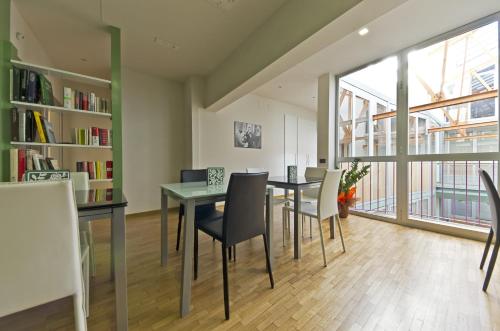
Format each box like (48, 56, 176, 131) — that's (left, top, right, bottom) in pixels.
(1, 207, 500, 331)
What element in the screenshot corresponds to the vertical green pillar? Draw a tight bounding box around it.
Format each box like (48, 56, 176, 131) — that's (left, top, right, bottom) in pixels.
(110, 26, 123, 188)
(0, 0, 12, 182)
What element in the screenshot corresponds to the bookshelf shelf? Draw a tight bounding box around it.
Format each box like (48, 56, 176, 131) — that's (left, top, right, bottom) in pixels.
(11, 141, 112, 149)
(11, 60, 111, 87)
(11, 101, 112, 118)
(89, 179, 113, 183)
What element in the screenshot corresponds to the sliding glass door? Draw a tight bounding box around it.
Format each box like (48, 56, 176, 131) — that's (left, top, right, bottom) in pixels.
(336, 14, 500, 232)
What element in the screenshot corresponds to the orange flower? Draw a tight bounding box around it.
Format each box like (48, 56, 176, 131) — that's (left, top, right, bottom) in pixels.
(338, 187, 356, 206)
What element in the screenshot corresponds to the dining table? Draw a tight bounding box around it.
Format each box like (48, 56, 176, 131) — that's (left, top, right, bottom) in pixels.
(160, 181, 274, 317)
(267, 176, 331, 259)
(75, 188, 128, 331)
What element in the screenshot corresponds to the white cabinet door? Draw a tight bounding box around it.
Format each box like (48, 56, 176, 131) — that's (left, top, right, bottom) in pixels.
(298, 118, 317, 175)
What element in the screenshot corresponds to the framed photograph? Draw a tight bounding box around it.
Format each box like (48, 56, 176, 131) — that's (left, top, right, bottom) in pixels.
(234, 121, 262, 149)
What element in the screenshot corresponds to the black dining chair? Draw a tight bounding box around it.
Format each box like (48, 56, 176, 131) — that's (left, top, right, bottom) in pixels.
(194, 172, 274, 320)
(176, 169, 223, 251)
(478, 169, 500, 291)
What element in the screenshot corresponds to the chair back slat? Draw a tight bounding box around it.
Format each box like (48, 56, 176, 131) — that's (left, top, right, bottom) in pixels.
(479, 169, 500, 234)
(223, 172, 268, 246)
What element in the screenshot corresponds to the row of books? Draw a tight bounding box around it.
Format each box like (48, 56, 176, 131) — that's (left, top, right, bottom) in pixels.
(10, 67, 54, 105)
(72, 127, 111, 146)
(11, 108, 57, 143)
(10, 148, 60, 182)
(63, 87, 110, 113)
(76, 160, 113, 180)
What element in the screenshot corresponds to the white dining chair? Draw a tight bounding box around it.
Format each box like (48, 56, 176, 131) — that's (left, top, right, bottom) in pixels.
(283, 169, 345, 266)
(0, 181, 87, 330)
(71, 172, 96, 277)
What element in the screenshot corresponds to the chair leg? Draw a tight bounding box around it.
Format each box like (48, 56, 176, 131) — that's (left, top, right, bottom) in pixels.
(480, 228, 494, 269)
(73, 293, 87, 331)
(336, 214, 346, 253)
(233, 245, 236, 262)
(87, 226, 96, 277)
(228, 246, 232, 260)
(222, 244, 230, 320)
(194, 230, 199, 280)
(309, 216, 312, 239)
(302, 215, 305, 239)
(176, 213, 182, 251)
(483, 240, 499, 292)
(317, 218, 327, 267)
(282, 207, 286, 247)
(263, 234, 275, 288)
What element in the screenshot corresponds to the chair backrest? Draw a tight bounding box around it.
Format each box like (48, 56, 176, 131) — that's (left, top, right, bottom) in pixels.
(180, 169, 208, 183)
(70, 172, 90, 191)
(303, 167, 327, 199)
(223, 172, 269, 246)
(0, 181, 83, 318)
(479, 169, 500, 234)
(317, 169, 343, 219)
(246, 168, 265, 173)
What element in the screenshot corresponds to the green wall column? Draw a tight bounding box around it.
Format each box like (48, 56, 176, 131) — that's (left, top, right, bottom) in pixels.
(0, 0, 11, 182)
(110, 26, 123, 188)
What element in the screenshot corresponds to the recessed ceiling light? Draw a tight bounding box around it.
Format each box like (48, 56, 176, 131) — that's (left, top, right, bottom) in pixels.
(80, 58, 88, 62)
(358, 27, 369, 36)
(278, 85, 283, 89)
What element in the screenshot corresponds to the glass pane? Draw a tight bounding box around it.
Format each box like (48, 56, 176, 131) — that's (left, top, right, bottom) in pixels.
(338, 56, 398, 157)
(408, 21, 499, 155)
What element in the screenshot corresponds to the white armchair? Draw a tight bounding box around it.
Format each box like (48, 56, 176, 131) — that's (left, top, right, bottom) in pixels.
(0, 181, 87, 330)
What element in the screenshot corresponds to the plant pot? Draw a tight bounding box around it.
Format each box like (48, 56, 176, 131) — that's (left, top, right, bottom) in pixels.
(338, 204, 349, 218)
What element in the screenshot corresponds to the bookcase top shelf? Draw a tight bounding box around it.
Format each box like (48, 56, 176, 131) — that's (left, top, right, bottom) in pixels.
(11, 60, 111, 88)
(11, 101, 112, 118)
(11, 141, 112, 149)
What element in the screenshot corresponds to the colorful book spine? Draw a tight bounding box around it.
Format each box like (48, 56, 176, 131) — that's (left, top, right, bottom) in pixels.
(33, 111, 47, 143)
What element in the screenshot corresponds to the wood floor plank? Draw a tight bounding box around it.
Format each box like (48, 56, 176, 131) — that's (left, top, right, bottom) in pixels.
(0, 208, 499, 330)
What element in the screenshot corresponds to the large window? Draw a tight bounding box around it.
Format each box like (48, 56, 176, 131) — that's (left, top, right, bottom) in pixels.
(337, 16, 500, 230)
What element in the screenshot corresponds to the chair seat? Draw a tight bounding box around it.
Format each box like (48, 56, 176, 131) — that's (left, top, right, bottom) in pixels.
(197, 217, 223, 241)
(283, 201, 318, 218)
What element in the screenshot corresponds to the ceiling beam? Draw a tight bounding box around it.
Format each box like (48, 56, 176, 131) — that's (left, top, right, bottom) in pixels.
(444, 133, 497, 141)
(373, 90, 498, 120)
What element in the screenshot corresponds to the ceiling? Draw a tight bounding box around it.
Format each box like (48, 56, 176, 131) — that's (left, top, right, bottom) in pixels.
(13, 0, 288, 80)
(254, 0, 500, 111)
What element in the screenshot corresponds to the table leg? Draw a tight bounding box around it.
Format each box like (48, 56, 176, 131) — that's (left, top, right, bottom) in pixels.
(265, 188, 274, 269)
(293, 187, 302, 259)
(180, 199, 195, 317)
(110, 219, 114, 280)
(329, 216, 335, 239)
(112, 207, 128, 331)
(161, 189, 169, 266)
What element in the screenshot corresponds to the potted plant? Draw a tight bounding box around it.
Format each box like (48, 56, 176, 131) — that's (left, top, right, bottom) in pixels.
(337, 159, 370, 218)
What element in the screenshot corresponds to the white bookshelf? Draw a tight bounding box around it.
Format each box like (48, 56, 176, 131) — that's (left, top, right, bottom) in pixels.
(10, 101, 112, 118)
(89, 179, 113, 183)
(11, 60, 111, 87)
(11, 141, 112, 149)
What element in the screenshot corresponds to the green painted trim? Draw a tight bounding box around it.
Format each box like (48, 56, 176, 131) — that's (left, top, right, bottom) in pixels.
(0, 0, 11, 182)
(110, 26, 123, 188)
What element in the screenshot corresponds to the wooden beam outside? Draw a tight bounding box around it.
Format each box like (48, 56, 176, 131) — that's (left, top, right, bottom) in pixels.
(373, 89, 498, 120)
(444, 134, 497, 141)
(427, 120, 497, 133)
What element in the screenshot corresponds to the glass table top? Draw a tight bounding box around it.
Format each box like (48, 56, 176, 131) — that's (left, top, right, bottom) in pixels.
(267, 176, 323, 185)
(75, 188, 128, 210)
(162, 181, 275, 200)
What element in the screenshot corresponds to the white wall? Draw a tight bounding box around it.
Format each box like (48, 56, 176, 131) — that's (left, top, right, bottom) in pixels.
(122, 67, 185, 213)
(198, 94, 316, 178)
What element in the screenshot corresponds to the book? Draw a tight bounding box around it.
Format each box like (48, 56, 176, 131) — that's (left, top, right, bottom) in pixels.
(25, 110, 35, 142)
(106, 161, 113, 179)
(18, 109, 26, 142)
(20, 69, 28, 102)
(27, 70, 38, 103)
(43, 118, 57, 143)
(11, 108, 19, 141)
(33, 154, 43, 170)
(64, 87, 72, 108)
(33, 111, 47, 143)
(10, 149, 18, 182)
(11, 67, 20, 101)
(39, 75, 54, 105)
(18, 149, 26, 181)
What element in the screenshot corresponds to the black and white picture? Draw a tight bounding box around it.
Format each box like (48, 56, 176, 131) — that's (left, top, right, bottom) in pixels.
(234, 121, 262, 149)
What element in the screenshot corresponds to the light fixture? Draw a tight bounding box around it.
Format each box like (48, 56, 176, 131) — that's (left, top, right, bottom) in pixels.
(358, 27, 369, 36)
(358, 27, 370, 36)
(15, 32, 25, 41)
(278, 85, 283, 89)
(153, 37, 180, 51)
